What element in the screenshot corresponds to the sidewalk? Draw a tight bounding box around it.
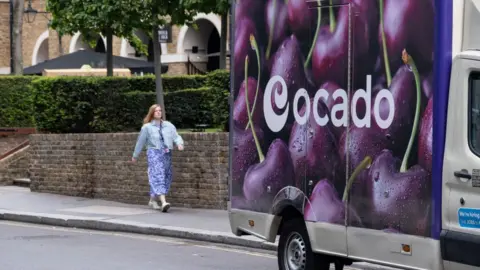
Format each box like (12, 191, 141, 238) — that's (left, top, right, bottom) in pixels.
(0, 186, 276, 250)
(0, 186, 395, 270)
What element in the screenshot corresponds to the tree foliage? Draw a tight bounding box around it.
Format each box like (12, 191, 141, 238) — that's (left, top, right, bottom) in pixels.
(184, 0, 229, 15)
(47, 0, 149, 54)
(46, 0, 203, 56)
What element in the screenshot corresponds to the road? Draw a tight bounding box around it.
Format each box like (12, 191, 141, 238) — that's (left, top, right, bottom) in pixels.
(0, 221, 277, 270)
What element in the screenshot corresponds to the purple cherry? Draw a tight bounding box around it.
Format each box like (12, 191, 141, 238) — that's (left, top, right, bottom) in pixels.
(233, 77, 264, 129)
(243, 138, 295, 203)
(418, 97, 432, 173)
(288, 98, 340, 190)
(231, 121, 265, 196)
(366, 150, 430, 236)
(265, 0, 289, 59)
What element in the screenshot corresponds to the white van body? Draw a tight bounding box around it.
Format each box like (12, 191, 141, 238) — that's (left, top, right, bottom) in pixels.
(228, 0, 480, 269)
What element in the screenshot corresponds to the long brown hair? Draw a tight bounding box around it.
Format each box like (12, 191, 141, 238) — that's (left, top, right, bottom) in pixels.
(143, 104, 163, 124)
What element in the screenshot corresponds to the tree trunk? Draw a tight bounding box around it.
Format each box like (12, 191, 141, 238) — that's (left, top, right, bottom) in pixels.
(152, 26, 166, 120)
(106, 28, 113, 76)
(219, 13, 228, 69)
(12, 0, 24, 75)
(58, 32, 64, 55)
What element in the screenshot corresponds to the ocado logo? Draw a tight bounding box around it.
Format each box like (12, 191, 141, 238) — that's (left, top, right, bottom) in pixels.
(263, 75, 396, 132)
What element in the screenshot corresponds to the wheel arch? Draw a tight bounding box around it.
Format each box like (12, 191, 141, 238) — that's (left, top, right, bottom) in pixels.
(270, 186, 308, 236)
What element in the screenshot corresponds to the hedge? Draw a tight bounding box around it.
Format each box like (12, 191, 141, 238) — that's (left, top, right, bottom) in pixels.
(28, 70, 229, 133)
(0, 76, 36, 127)
(126, 74, 207, 93)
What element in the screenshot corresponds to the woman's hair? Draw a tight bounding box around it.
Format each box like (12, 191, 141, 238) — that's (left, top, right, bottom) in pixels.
(143, 104, 162, 124)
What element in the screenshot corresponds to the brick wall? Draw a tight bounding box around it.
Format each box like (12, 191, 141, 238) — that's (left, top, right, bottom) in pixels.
(0, 1, 10, 68)
(166, 62, 188, 75)
(29, 132, 229, 209)
(0, 145, 30, 186)
(0, 134, 29, 155)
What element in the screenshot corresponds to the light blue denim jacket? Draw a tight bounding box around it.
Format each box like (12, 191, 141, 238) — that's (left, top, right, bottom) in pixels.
(132, 120, 184, 159)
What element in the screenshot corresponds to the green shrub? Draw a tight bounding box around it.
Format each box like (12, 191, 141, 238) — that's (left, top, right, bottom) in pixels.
(0, 76, 36, 127)
(205, 69, 230, 90)
(31, 77, 100, 133)
(0, 70, 231, 132)
(127, 74, 207, 93)
(164, 87, 215, 129)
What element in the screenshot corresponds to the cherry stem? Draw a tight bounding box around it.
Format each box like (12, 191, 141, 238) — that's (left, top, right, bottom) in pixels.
(265, 0, 277, 60)
(305, 3, 322, 68)
(342, 156, 372, 202)
(400, 49, 421, 172)
(244, 55, 265, 162)
(245, 34, 261, 130)
(329, 0, 336, 32)
(379, 0, 392, 86)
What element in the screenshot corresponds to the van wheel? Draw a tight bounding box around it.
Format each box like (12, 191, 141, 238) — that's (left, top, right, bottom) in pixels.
(278, 217, 330, 270)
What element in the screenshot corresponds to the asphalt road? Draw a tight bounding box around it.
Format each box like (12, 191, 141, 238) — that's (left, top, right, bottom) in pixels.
(0, 221, 277, 270)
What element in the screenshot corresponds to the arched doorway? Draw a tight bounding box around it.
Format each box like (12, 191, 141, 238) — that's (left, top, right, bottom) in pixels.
(207, 28, 220, 71)
(120, 30, 168, 61)
(70, 33, 106, 53)
(93, 37, 106, 53)
(32, 30, 49, 65)
(182, 18, 221, 72)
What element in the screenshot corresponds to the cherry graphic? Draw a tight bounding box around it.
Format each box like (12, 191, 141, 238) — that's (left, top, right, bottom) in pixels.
(231, 120, 265, 196)
(265, 0, 289, 60)
(318, 81, 369, 139)
(270, 34, 307, 97)
(422, 72, 433, 100)
(418, 97, 432, 173)
(231, 194, 270, 213)
(378, 0, 434, 83)
(233, 18, 260, 97)
(373, 65, 419, 158)
(234, 77, 264, 129)
(243, 138, 295, 203)
(287, 0, 318, 41)
(241, 55, 295, 206)
(304, 156, 372, 227)
(311, 1, 377, 89)
(268, 34, 307, 139)
(234, 35, 264, 131)
(364, 50, 431, 236)
(235, 0, 265, 38)
(288, 98, 340, 190)
(339, 126, 388, 216)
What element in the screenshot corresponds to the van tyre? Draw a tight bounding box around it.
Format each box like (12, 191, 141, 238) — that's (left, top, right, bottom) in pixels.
(278, 217, 330, 270)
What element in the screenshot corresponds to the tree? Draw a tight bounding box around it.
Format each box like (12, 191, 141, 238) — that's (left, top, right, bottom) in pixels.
(125, 0, 201, 119)
(186, 0, 230, 69)
(47, 0, 202, 117)
(46, 0, 149, 76)
(12, 0, 24, 75)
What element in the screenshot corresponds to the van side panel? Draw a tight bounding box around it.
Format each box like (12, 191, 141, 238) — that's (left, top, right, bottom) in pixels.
(230, 0, 442, 240)
(432, 0, 453, 240)
(346, 0, 436, 239)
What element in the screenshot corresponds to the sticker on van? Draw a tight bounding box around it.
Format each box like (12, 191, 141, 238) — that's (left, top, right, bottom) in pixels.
(471, 169, 480, 187)
(458, 208, 480, 229)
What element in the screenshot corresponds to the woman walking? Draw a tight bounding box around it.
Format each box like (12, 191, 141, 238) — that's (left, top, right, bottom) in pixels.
(131, 104, 184, 212)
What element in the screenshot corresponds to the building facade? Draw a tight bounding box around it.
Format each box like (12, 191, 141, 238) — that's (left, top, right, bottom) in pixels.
(0, 0, 230, 75)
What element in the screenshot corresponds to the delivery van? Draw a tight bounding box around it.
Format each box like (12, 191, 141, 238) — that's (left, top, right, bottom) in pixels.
(228, 0, 480, 269)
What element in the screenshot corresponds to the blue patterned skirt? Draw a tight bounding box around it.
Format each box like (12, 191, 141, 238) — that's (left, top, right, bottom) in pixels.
(146, 148, 173, 196)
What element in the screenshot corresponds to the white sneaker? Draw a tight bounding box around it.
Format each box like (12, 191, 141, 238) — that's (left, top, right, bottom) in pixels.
(148, 200, 161, 210)
(161, 202, 171, 212)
